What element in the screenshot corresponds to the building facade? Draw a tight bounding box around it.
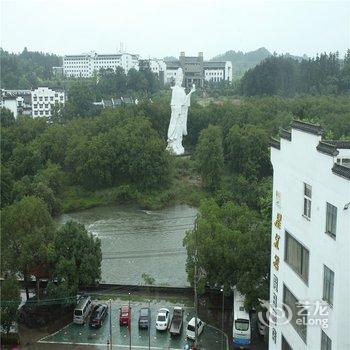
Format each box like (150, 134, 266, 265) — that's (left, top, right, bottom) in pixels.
(31, 87, 65, 118)
(1, 89, 32, 117)
(63, 52, 139, 77)
(165, 52, 232, 87)
(139, 58, 166, 83)
(269, 121, 350, 350)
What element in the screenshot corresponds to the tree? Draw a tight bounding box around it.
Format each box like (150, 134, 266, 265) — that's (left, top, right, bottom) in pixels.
(0, 275, 21, 334)
(225, 124, 271, 180)
(1, 196, 54, 299)
(195, 125, 224, 191)
(183, 199, 270, 308)
(49, 221, 102, 297)
(0, 108, 15, 127)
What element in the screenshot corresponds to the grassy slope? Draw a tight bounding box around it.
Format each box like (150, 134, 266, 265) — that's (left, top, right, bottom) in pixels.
(61, 157, 206, 213)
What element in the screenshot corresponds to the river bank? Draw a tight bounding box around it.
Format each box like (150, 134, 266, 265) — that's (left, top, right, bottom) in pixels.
(61, 157, 206, 213)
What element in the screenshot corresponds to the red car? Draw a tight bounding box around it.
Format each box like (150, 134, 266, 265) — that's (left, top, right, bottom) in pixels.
(119, 305, 131, 326)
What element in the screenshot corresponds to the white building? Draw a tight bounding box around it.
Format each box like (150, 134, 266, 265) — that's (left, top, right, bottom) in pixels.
(31, 87, 65, 118)
(63, 52, 139, 78)
(0, 89, 32, 117)
(269, 120, 350, 350)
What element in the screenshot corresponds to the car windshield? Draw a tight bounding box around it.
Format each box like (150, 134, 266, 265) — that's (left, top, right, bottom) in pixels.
(74, 310, 83, 316)
(157, 315, 166, 321)
(122, 312, 129, 317)
(235, 319, 249, 331)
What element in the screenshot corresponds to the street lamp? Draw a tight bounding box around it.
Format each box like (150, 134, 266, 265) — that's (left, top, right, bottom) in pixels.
(220, 287, 224, 350)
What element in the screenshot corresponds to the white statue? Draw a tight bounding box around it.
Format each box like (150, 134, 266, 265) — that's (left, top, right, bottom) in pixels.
(166, 68, 195, 155)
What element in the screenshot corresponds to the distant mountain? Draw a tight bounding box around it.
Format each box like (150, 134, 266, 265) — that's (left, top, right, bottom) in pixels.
(210, 47, 271, 79)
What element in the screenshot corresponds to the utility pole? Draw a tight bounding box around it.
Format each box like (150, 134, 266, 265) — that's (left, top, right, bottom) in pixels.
(129, 293, 131, 350)
(220, 287, 224, 350)
(109, 299, 112, 350)
(148, 299, 151, 350)
(194, 219, 198, 349)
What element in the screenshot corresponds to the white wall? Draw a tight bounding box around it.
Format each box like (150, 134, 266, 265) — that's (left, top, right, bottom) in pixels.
(1, 99, 18, 117)
(32, 87, 65, 118)
(269, 129, 350, 350)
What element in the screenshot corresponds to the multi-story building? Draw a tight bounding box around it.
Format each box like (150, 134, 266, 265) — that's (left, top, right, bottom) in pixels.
(269, 120, 350, 350)
(0, 89, 32, 117)
(63, 51, 139, 78)
(31, 87, 65, 118)
(165, 52, 232, 87)
(139, 58, 166, 83)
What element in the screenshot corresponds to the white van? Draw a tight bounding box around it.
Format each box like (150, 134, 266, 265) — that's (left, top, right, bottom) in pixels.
(232, 288, 251, 348)
(186, 317, 204, 340)
(73, 296, 92, 324)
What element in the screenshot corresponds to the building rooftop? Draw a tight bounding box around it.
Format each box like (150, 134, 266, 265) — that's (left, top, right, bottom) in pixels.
(271, 120, 350, 181)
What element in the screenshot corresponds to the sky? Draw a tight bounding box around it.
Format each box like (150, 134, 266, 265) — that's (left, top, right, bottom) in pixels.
(1, 0, 349, 59)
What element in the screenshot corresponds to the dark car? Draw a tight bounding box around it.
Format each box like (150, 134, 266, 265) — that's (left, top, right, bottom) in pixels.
(138, 307, 150, 329)
(89, 303, 108, 328)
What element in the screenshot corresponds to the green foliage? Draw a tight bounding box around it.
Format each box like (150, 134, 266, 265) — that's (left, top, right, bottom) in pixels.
(183, 199, 270, 309)
(0, 108, 15, 127)
(225, 124, 271, 180)
(0, 48, 61, 89)
(49, 221, 102, 296)
(195, 125, 224, 191)
(141, 273, 156, 285)
(240, 52, 350, 96)
(1, 196, 54, 280)
(0, 275, 21, 334)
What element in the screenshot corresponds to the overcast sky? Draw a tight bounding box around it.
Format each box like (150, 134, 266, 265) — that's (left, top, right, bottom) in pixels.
(1, 0, 349, 59)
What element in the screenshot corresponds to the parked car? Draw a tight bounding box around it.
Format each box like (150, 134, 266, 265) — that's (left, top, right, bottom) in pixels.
(257, 310, 269, 336)
(169, 307, 183, 336)
(138, 307, 150, 329)
(186, 317, 204, 340)
(155, 308, 170, 331)
(89, 303, 108, 328)
(73, 296, 92, 324)
(119, 305, 131, 326)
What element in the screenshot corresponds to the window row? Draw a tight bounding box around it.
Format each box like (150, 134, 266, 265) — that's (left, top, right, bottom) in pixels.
(302, 182, 337, 238)
(284, 231, 334, 305)
(281, 330, 331, 350)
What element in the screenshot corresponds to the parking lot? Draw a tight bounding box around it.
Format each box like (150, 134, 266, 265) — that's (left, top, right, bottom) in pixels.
(38, 298, 227, 350)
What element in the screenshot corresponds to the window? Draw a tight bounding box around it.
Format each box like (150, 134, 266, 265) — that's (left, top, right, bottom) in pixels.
(323, 265, 334, 306)
(50, 96, 53, 101)
(285, 232, 309, 283)
(282, 335, 293, 350)
(321, 330, 332, 350)
(283, 285, 307, 343)
(303, 183, 312, 219)
(325, 203, 337, 237)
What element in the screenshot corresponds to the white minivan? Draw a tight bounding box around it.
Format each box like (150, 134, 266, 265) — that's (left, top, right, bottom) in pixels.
(73, 296, 92, 324)
(186, 317, 204, 340)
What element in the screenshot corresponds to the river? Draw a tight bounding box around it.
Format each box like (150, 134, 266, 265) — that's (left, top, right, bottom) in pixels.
(57, 204, 197, 287)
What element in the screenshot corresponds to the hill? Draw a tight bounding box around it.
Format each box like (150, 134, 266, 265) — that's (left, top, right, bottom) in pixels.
(210, 47, 271, 79)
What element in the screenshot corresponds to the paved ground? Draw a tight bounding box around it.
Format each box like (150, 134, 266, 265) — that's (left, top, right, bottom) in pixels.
(36, 298, 227, 350)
